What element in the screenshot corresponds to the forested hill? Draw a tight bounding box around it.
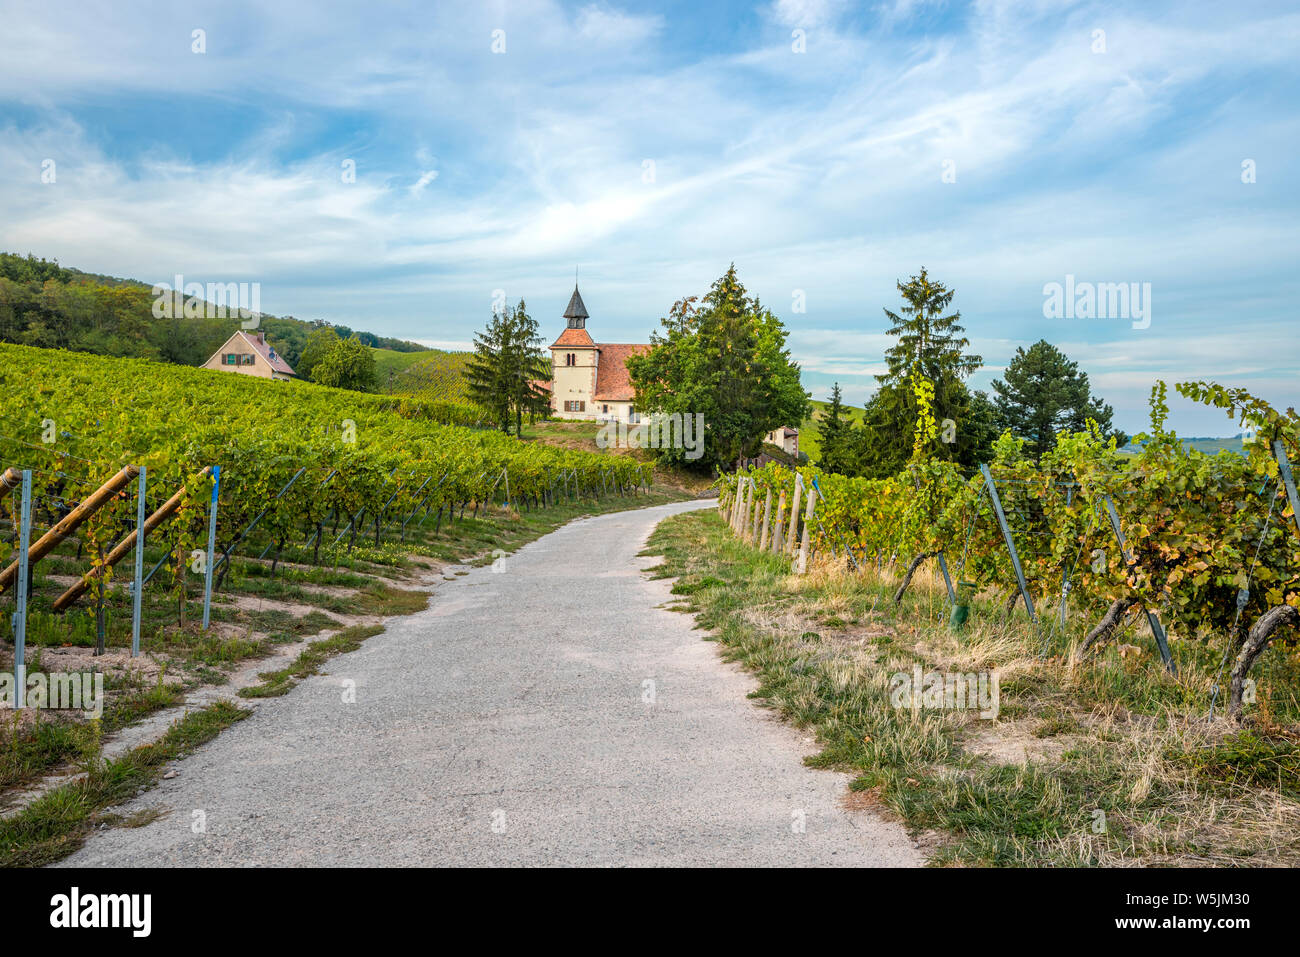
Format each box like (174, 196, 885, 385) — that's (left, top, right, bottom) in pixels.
(0, 252, 427, 371)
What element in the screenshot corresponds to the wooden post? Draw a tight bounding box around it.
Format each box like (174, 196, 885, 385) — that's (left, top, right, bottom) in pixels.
(749, 489, 762, 544)
(741, 479, 753, 536)
(0, 465, 139, 596)
(797, 486, 818, 574)
(772, 489, 786, 554)
(0, 467, 21, 491)
(759, 489, 773, 550)
(786, 475, 803, 555)
(53, 466, 212, 611)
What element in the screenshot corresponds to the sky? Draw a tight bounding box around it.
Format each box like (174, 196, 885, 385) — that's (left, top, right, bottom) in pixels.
(0, 0, 1296, 435)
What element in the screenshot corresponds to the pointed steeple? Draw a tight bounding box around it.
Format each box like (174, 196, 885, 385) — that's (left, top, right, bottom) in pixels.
(563, 283, 589, 328)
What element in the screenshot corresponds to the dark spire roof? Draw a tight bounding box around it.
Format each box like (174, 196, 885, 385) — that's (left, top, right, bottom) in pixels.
(563, 284, 589, 320)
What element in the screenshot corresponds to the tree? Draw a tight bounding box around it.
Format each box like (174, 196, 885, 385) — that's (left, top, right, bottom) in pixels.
(817, 383, 856, 475)
(627, 264, 810, 471)
(311, 334, 377, 392)
(465, 300, 549, 435)
(297, 324, 340, 381)
(504, 299, 550, 437)
(992, 339, 1126, 460)
(850, 269, 989, 478)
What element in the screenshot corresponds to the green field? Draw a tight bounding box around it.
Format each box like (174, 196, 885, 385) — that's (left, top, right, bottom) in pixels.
(371, 347, 434, 383)
(798, 398, 866, 461)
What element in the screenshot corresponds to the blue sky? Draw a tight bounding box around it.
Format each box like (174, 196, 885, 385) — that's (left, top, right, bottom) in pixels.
(1, 0, 1297, 434)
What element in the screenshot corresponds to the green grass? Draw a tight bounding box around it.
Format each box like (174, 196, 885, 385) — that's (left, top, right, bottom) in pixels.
(240, 624, 385, 698)
(799, 398, 866, 462)
(0, 700, 250, 867)
(643, 507, 1300, 866)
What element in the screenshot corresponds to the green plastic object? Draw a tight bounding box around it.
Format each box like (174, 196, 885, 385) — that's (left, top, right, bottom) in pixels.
(949, 580, 977, 630)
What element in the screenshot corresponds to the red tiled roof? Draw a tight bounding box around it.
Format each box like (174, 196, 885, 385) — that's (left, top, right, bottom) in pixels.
(237, 330, 295, 375)
(551, 327, 596, 348)
(529, 378, 552, 392)
(593, 343, 651, 401)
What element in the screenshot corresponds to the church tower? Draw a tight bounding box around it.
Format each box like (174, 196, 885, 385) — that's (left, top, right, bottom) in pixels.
(551, 283, 598, 419)
(563, 284, 589, 329)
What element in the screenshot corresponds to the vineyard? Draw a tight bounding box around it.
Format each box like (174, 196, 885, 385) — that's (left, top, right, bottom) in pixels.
(0, 342, 650, 662)
(718, 381, 1300, 720)
(384, 349, 476, 404)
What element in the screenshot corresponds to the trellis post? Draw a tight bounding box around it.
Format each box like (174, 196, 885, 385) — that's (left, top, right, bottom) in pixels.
(772, 489, 787, 554)
(786, 475, 803, 555)
(13, 471, 32, 708)
(980, 465, 1036, 623)
(131, 466, 146, 657)
(936, 552, 956, 602)
(1273, 439, 1300, 539)
(201, 465, 220, 631)
(759, 489, 773, 550)
(796, 484, 817, 574)
(1102, 495, 1175, 673)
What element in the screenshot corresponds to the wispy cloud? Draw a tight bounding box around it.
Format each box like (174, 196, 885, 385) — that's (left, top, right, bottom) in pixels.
(0, 0, 1296, 434)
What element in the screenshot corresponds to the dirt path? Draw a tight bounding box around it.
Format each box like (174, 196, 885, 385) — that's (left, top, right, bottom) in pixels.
(57, 500, 923, 867)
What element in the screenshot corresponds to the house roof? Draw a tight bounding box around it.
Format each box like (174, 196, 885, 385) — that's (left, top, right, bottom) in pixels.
(238, 330, 295, 375)
(563, 285, 589, 320)
(551, 327, 596, 348)
(593, 343, 651, 401)
(529, 378, 552, 393)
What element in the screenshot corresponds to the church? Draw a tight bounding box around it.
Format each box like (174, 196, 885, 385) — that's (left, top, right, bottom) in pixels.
(543, 284, 649, 425)
(539, 282, 800, 458)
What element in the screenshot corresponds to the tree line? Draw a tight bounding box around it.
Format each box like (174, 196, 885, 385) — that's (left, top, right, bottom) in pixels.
(817, 268, 1126, 479)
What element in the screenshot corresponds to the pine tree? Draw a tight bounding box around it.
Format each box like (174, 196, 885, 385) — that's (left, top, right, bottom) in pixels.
(466, 307, 514, 432)
(817, 383, 856, 475)
(853, 269, 989, 477)
(879, 267, 981, 388)
(466, 301, 550, 435)
(506, 299, 550, 436)
(992, 339, 1126, 461)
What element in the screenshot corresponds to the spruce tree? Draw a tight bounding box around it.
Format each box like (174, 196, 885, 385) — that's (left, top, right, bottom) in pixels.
(992, 339, 1126, 461)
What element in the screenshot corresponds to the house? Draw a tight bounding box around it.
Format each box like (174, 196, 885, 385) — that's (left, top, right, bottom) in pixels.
(764, 426, 800, 458)
(548, 284, 649, 424)
(202, 330, 295, 381)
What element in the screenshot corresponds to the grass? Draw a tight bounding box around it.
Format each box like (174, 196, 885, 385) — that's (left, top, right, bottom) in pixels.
(240, 624, 384, 698)
(0, 700, 250, 867)
(643, 507, 1300, 866)
(799, 397, 866, 461)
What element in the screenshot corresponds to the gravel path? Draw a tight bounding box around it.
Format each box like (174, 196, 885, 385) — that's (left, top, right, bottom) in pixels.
(58, 499, 923, 867)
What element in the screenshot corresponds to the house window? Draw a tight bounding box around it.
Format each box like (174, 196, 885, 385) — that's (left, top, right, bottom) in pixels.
(565, 353, 576, 366)
(564, 400, 586, 412)
(628, 407, 640, 425)
(241, 354, 255, 365)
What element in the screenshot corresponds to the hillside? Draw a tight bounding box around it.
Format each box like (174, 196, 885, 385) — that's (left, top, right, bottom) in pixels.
(0, 251, 427, 373)
(799, 398, 867, 461)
